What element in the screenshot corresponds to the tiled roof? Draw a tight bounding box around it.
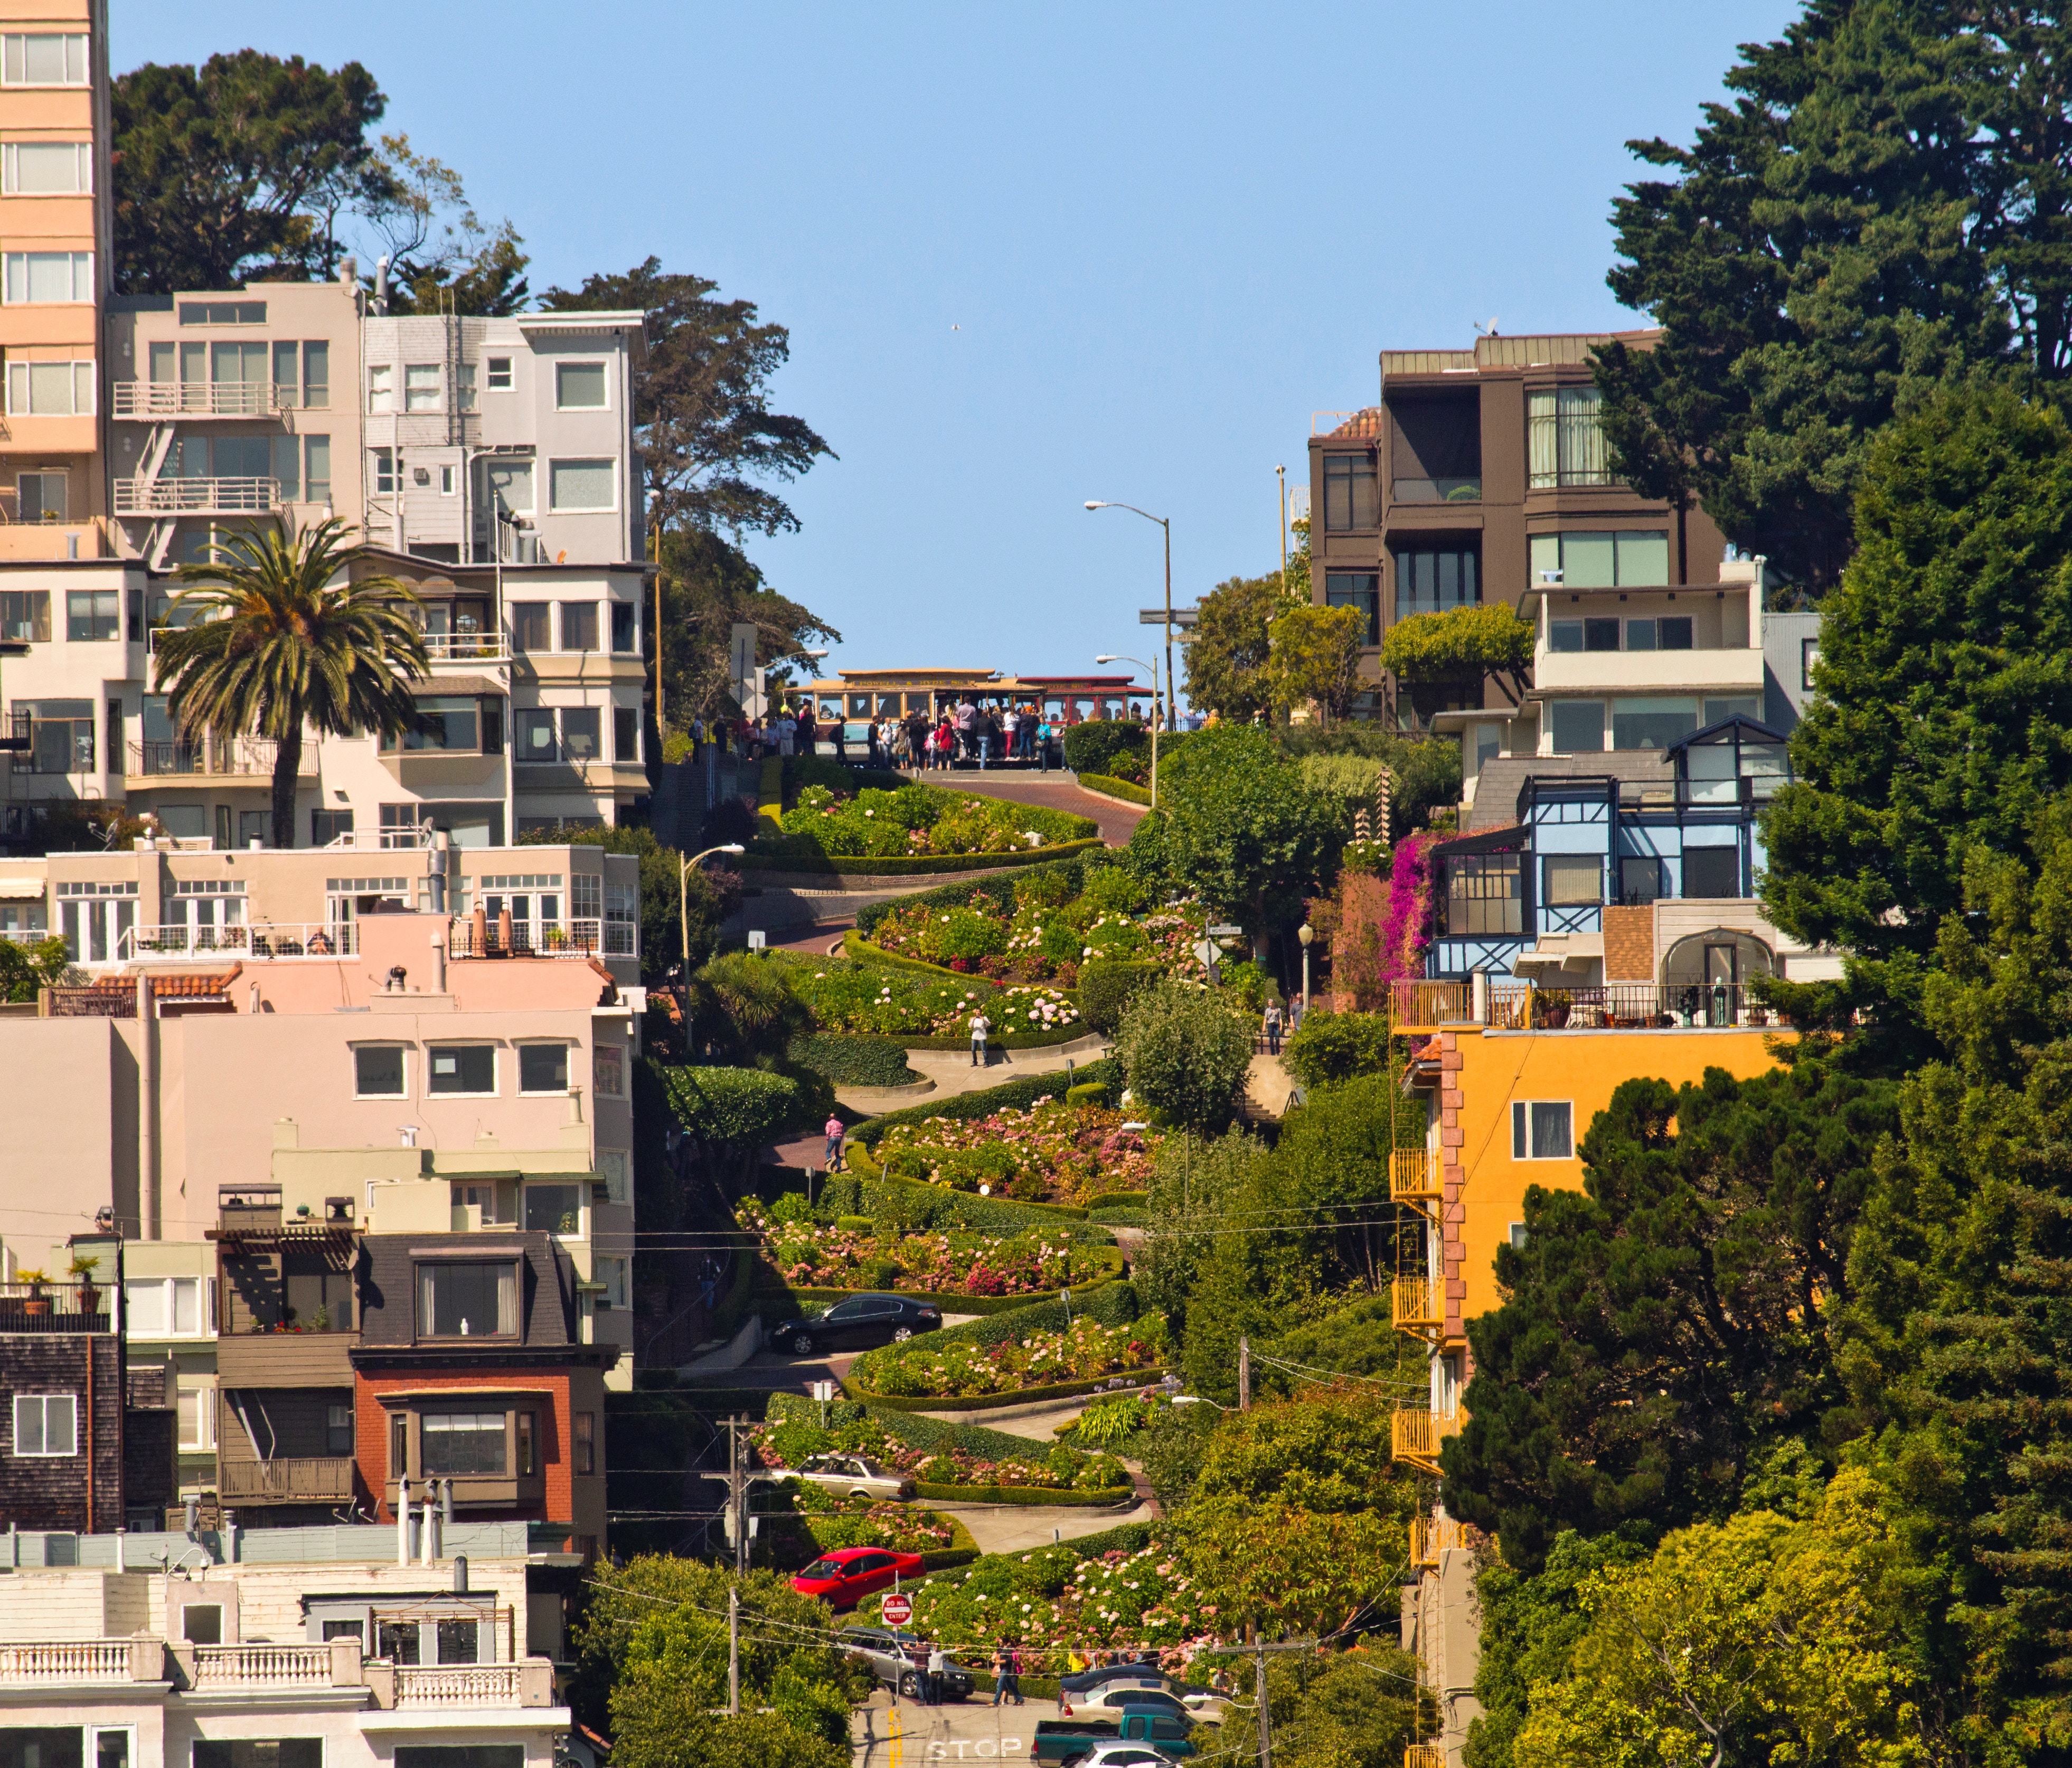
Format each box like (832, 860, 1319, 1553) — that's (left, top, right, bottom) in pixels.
(88, 967, 241, 998)
(1327, 409, 1385, 439)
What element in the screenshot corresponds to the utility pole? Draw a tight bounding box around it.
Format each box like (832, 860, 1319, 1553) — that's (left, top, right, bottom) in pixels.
(1276, 465, 1288, 595)
(1255, 1630, 1272, 1768)
(1238, 1336, 1251, 1411)
(729, 1583, 741, 1718)
(652, 521, 666, 732)
(727, 1414, 748, 1715)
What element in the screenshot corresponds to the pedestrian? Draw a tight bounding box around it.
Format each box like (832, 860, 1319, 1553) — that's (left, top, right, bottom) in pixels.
(991, 1648, 1009, 1707)
(1263, 999, 1284, 1056)
(935, 715, 957, 770)
(1006, 1643, 1024, 1705)
(778, 707, 797, 756)
(823, 1113, 844, 1172)
(977, 708, 994, 770)
(1037, 714, 1054, 773)
(927, 1643, 947, 1706)
(969, 1008, 991, 1067)
(1289, 996, 1306, 1032)
(867, 718, 883, 766)
(797, 703, 817, 755)
(832, 717, 847, 764)
(956, 697, 978, 760)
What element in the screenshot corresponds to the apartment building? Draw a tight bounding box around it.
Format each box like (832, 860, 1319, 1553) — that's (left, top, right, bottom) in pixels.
(0, 0, 111, 560)
(1305, 331, 1729, 727)
(0, 1526, 574, 1768)
(1386, 985, 1785, 1766)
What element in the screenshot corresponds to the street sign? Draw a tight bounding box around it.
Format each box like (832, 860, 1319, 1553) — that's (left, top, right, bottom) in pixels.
(1207, 924, 1242, 938)
(810, 1380, 835, 1404)
(1141, 607, 1200, 628)
(881, 1593, 913, 1627)
(1192, 939, 1219, 970)
(747, 930, 767, 950)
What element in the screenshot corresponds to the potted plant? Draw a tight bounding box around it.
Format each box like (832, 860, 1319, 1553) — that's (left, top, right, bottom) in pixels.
(68, 1252, 100, 1316)
(17, 1269, 50, 1318)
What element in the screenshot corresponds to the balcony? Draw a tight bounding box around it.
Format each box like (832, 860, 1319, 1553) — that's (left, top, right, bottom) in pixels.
(1485, 981, 1770, 1031)
(1392, 1276, 1444, 1339)
(387, 1663, 553, 1710)
(448, 914, 635, 960)
(0, 1640, 164, 1686)
(120, 921, 357, 962)
(1392, 1408, 1458, 1475)
(111, 382, 287, 420)
(0, 1639, 557, 1709)
(423, 633, 512, 665)
(1406, 1747, 1446, 1768)
(0, 1281, 114, 1334)
(129, 736, 318, 779)
(1533, 646, 1764, 695)
(1390, 1148, 1441, 1205)
(1409, 1511, 1463, 1567)
(114, 477, 280, 516)
(1386, 980, 1471, 1029)
(1392, 477, 1481, 504)
(217, 1455, 357, 1505)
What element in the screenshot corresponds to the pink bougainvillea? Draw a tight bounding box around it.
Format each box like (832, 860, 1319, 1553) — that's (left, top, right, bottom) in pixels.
(1381, 831, 1438, 982)
(1326, 832, 1437, 1010)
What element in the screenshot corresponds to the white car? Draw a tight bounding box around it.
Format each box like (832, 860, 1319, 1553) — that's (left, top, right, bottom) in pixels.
(786, 1453, 913, 1502)
(1061, 1746, 1176, 1768)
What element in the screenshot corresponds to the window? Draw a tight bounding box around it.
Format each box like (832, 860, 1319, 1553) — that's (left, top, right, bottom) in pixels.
(391, 1412, 407, 1478)
(1802, 637, 1820, 691)
(1324, 573, 1380, 646)
(369, 364, 395, 413)
(371, 447, 396, 495)
(124, 1277, 205, 1336)
(390, 697, 482, 754)
(193, 1744, 321, 1768)
(1509, 1222, 1529, 1250)
(549, 458, 615, 511)
(557, 361, 608, 409)
(1704, 695, 1763, 726)
(598, 1256, 628, 1307)
(597, 1150, 630, 1204)
(436, 1619, 482, 1664)
(1321, 453, 1376, 530)
(355, 1046, 406, 1096)
(485, 356, 514, 392)
(177, 301, 265, 326)
(1529, 530, 1669, 590)
(516, 1411, 536, 1477)
(1392, 546, 1480, 619)
(560, 707, 601, 760)
(13, 1393, 77, 1456)
(271, 339, 300, 403)
(573, 874, 601, 920)
(614, 705, 640, 763)
(17, 471, 65, 522)
(605, 883, 637, 955)
(311, 807, 352, 847)
(417, 1261, 519, 1338)
(4, 359, 93, 418)
(575, 1410, 596, 1475)
(518, 1043, 568, 1093)
(1612, 696, 1699, 752)
(1547, 700, 1604, 754)
(423, 1410, 507, 1472)
(327, 1404, 353, 1456)
(267, 434, 300, 501)
(404, 364, 441, 412)
(1442, 852, 1523, 935)
(305, 436, 332, 504)
(1620, 856, 1666, 904)
(511, 604, 551, 653)
(379, 1621, 421, 1665)
(560, 601, 599, 652)
(1510, 1101, 1574, 1160)
(515, 708, 558, 762)
(594, 1042, 625, 1098)
(1542, 853, 1602, 907)
(438, 465, 454, 495)
(610, 601, 637, 653)
(0, 591, 49, 643)
(65, 591, 115, 643)
(1682, 845, 1741, 899)
(3, 142, 91, 194)
(1527, 386, 1611, 488)
(427, 1044, 495, 1094)
(3, 33, 89, 84)
(177, 1387, 211, 1451)
(1583, 616, 1620, 652)
(303, 341, 331, 407)
(524, 1184, 582, 1235)
(455, 363, 478, 412)
(4, 251, 92, 304)
(395, 1750, 524, 1768)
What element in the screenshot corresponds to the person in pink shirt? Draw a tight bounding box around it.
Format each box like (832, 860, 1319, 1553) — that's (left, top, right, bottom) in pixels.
(823, 1114, 844, 1171)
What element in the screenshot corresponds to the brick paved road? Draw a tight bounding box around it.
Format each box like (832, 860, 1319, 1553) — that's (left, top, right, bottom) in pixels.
(933, 773, 1144, 848)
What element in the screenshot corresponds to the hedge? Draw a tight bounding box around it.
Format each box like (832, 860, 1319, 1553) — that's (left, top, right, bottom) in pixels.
(1079, 961, 1163, 1033)
(1088, 1207, 1151, 1228)
(919, 1547, 982, 1574)
(1081, 1191, 1148, 1211)
(913, 1481, 1136, 1506)
(745, 836, 1105, 879)
(851, 1059, 1123, 1148)
(817, 1162, 1108, 1238)
(844, 1366, 1171, 1414)
(1075, 774, 1151, 806)
(901, 1026, 1090, 1052)
(752, 1247, 1126, 1316)
(1064, 1083, 1106, 1107)
(788, 1033, 921, 1089)
(853, 853, 1119, 937)
(1060, 720, 1150, 778)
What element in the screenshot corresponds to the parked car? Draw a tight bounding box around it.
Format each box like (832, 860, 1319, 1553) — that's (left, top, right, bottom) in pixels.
(1059, 1666, 1217, 1715)
(1058, 1746, 1178, 1768)
(1033, 1709, 1200, 1765)
(768, 1293, 942, 1356)
(836, 1624, 976, 1700)
(1069, 1688, 1192, 1722)
(791, 1546, 927, 1607)
(788, 1453, 914, 1502)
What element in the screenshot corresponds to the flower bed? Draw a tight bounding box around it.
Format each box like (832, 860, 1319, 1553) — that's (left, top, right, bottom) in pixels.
(740, 1197, 1112, 1296)
(767, 783, 1094, 862)
(756, 1407, 1130, 1496)
(850, 1315, 1170, 1400)
(780, 958, 1084, 1045)
(874, 1099, 1161, 1206)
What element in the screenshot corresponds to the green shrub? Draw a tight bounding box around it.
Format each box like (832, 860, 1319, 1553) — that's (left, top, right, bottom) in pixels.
(1079, 960, 1162, 1032)
(852, 1059, 1123, 1147)
(787, 1033, 920, 1088)
(1073, 1395, 1152, 1447)
(1115, 976, 1256, 1134)
(1078, 774, 1151, 806)
(1065, 1082, 1106, 1107)
(835, 1215, 875, 1233)
(1283, 1008, 1395, 1087)
(1061, 719, 1147, 778)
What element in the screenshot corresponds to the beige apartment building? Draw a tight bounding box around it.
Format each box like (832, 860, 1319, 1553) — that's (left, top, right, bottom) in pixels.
(0, 0, 110, 559)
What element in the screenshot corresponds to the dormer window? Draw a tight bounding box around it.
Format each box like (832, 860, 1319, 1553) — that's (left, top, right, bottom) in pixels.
(416, 1260, 517, 1339)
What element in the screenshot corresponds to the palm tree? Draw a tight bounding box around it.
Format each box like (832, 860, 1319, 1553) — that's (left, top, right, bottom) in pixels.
(155, 520, 431, 850)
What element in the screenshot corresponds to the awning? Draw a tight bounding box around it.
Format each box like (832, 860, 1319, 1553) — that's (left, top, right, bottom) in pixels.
(413, 676, 504, 698)
(0, 878, 45, 899)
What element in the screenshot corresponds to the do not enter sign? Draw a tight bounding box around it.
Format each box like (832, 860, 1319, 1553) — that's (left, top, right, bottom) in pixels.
(881, 1593, 913, 1626)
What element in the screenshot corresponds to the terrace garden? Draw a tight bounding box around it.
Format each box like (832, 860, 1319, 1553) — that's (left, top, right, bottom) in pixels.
(740, 1194, 1114, 1296)
(872, 1098, 1160, 1206)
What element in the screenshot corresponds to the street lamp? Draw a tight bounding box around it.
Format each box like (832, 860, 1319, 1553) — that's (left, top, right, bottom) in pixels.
(1085, 500, 1177, 727)
(681, 844, 746, 975)
(1095, 653, 1159, 810)
(1297, 921, 1314, 1015)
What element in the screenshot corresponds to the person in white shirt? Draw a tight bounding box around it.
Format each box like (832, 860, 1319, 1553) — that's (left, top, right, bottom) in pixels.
(969, 1011, 991, 1067)
(927, 1644, 948, 1705)
(778, 711, 797, 756)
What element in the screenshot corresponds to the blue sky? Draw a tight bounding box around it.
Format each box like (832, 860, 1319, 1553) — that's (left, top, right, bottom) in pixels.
(115, 1, 1800, 698)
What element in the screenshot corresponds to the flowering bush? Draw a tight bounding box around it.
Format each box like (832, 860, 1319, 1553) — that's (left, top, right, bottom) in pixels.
(785, 1489, 958, 1556)
(784, 961, 999, 1037)
(874, 1099, 1161, 1205)
(754, 1416, 1128, 1493)
(869, 878, 1210, 987)
(849, 1314, 1170, 1399)
(739, 1199, 1105, 1296)
(771, 784, 1089, 859)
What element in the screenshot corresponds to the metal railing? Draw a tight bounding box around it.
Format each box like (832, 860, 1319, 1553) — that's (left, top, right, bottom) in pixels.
(0, 1282, 114, 1332)
(322, 825, 438, 850)
(120, 921, 356, 962)
(219, 1456, 357, 1503)
(44, 987, 136, 1018)
(1390, 1148, 1441, 1203)
(192, 1643, 336, 1689)
(1387, 980, 1472, 1028)
(129, 736, 317, 778)
(393, 1664, 528, 1708)
(111, 381, 288, 419)
(448, 916, 634, 959)
(421, 632, 512, 663)
(114, 477, 280, 515)
(1392, 1276, 1444, 1336)
(1487, 981, 1760, 1030)
(1409, 1511, 1463, 1568)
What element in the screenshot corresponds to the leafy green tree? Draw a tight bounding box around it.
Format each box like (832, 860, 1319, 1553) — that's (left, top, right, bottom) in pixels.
(687, 953, 813, 1066)
(1762, 385, 2072, 1040)
(156, 521, 427, 850)
(1381, 605, 1533, 708)
(519, 822, 734, 988)
(1282, 1009, 1395, 1088)
(1444, 1059, 1895, 1572)
(1184, 570, 1292, 723)
(1511, 1472, 1929, 1768)
(1268, 604, 1365, 725)
(1276, 725, 1463, 841)
(1245, 1647, 1431, 1768)
(1156, 725, 1343, 935)
(1134, 1126, 1270, 1343)
(351, 133, 529, 315)
(0, 935, 69, 1002)
(1115, 977, 1256, 1136)
(657, 1064, 812, 1195)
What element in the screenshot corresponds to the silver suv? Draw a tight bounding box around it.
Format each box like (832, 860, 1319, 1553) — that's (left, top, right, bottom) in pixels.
(835, 1625, 975, 1700)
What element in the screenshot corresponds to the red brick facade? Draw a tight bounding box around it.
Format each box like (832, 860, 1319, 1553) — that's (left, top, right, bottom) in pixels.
(1602, 905, 1656, 982)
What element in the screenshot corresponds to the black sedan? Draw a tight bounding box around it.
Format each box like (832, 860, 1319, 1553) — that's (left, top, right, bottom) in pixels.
(768, 1293, 942, 1356)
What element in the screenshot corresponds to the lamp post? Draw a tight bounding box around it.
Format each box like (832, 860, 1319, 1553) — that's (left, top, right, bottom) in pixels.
(680, 844, 746, 978)
(1085, 500, 1177, 727)
(1095, 653, 1159, 810)
(1298, 921, 1314, 1014)
(1276, 465, 1288, 595)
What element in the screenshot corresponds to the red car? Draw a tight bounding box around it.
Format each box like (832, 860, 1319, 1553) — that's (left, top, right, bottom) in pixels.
(792, 1546, 927, 1607)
